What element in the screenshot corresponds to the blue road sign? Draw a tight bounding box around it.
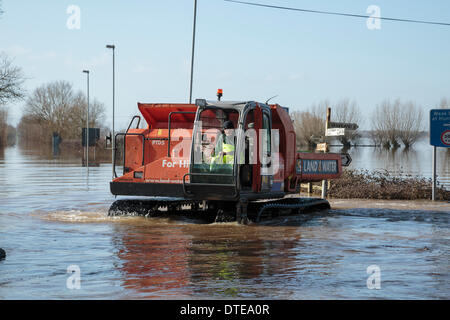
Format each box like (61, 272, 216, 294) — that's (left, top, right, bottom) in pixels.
(430, 109, 450, 148)
(302, 159, 338, 174)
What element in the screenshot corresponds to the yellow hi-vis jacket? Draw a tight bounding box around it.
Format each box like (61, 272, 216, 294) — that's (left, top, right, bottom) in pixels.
(210, 135, 235, 169)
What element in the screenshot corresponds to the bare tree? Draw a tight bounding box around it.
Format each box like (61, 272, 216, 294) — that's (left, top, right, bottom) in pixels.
(368, 129, 384, 146)
(68, 91, 106, 138)
(24, 81, 74, 139)
(371, 99, 423, 149)
(291, 101, 327, 148)
(438, 97, 449, 109)
(20, 81, 105, 143)
(17, 114, 43, 146)
(0, 106, 7, 147)
(371, 99, 400, 148)
(397, 101, 423, 148)
(0, 50, 25, 147)
(0, 53, 26, 105)
(331, 98, 362, 146)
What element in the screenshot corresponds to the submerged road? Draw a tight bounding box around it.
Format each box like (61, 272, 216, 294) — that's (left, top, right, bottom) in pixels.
(0, 147, 448, 299)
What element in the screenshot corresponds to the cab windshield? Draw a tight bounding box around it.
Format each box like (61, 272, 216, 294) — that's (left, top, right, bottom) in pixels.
(191, 108, 239, 183)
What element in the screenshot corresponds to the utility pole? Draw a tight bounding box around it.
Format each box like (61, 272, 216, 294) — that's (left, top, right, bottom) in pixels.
(432, 145, 437, 201)
(322, 107, 331, 199)
(83, 70, 90, 174)
(189, 0, 198, 104)
(106, 44, 116, 178)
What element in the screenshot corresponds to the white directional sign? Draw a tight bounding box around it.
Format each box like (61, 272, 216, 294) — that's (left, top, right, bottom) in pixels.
(326, 128, 346, 137)
(328, 122, 359, 130)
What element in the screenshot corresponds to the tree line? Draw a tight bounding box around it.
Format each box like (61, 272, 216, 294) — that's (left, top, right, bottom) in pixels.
(0, 52, 25, 147)
(291, 98, 449, 149)
(17, 80, 106, 148)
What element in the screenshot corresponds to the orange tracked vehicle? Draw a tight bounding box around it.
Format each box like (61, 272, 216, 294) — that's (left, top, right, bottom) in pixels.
(109, 96, 346, 223)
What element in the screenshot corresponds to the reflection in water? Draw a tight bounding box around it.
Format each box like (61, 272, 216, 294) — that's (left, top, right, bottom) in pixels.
(370, 147, 421, 175)
(111, 219, 346, 299)
(184, 226, 302, 298)
(113, 223, 193, 298)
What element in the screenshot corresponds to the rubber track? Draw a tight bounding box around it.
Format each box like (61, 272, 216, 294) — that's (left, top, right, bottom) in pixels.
(108, 199, 198, 217)
(252, 198, 330, 222)
(108, 197, 330, 222)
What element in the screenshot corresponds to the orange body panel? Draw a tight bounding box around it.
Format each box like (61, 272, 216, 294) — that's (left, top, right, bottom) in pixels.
(114, 104, 197, 185)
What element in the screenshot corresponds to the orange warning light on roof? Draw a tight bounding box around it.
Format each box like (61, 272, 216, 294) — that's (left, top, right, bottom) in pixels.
(217, 89, 223, 101)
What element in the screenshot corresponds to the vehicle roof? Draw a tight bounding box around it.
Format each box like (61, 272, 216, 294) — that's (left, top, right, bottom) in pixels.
(204, 100, 250, 109)
(202, 100, 274, 113)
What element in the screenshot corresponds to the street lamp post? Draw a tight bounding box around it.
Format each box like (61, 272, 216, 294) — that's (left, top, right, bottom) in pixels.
(83, 70, 90, 173)
(189, 0, 198, 104)
(106, 44, 115, 178)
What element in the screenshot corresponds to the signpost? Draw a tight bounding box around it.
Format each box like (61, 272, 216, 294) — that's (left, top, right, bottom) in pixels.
(325, 128, 346, 137)
(320, 108, 358, 198)
(430, 109, 450, 201)
(325, 121, 358, 137)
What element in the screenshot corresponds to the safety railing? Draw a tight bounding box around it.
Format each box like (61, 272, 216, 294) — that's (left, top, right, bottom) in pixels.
(113, 132, 146, 178)
(113, 116, 143, 178)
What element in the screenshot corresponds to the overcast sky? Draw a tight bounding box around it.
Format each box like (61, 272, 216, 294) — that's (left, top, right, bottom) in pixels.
(1, 0, 450, 129)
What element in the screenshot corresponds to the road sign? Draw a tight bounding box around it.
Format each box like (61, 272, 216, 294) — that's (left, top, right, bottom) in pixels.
(340, 153, 352, 167)
(82, 127, 100, 147)
(316, 142, 329, 152)
(326, 128, 346, 137)
(302, 159, 339, 174)
(430, 109, 450, 201)
(441, 130, 450, 146)
(328, 122, 359, 130)
(430, 109, 450, 148)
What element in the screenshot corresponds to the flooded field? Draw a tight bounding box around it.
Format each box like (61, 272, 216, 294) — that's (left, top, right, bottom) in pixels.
(0, 146, 449, 299)
(330, 138, 450, 190)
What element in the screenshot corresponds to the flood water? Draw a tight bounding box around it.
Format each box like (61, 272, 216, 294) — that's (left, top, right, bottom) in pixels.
(330, 138, 450, 190)
(0, 144, 449, 299)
